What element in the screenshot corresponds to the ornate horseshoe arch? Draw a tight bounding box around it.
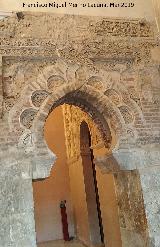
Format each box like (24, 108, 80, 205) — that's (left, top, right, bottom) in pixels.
(7, 58, 143, 179)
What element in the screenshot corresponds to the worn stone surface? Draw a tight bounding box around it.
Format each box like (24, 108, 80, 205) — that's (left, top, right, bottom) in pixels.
(140, 169, 160, 247)
(0, 12, 159, 247)
(114, 171, 149, 247)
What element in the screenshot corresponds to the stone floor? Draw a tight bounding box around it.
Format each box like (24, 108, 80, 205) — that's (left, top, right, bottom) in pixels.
(37, 240, 86, 247)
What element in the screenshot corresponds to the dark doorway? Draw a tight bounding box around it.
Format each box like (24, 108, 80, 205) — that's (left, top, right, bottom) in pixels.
(80, 121, 104, 245)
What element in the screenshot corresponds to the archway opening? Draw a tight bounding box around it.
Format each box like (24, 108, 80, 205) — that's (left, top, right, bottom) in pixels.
(33, 105, 74, 245)
(32, 102, 122, 247)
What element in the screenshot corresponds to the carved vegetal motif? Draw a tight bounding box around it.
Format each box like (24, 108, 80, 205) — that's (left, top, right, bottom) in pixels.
(0, 14, 156, 66)
(91, 128, 103, 147)
(138, 67, 160, 104)
(47, 75, 66, 91)
(4, 98, 15, 111)
(126, 128, 137, 141)
(0, 39, 155, 67)
(128, 87, 141, 107)
(0, 17, 15, 36)
(18, 130, 33, 153)
(120, 89, 132, 105)
(104, 89, 121, 105)
(141, 81, 153, 102)
(31, 90, 49, 108)
(62, 104, 105, 161)
(3, 62, 25, 100)
(119, 105, 134, 124)
(139, 21, 153, 37)
(87, 76, 104, 91)
(20, 108, 38, 129)
(94, 19, 153, 38)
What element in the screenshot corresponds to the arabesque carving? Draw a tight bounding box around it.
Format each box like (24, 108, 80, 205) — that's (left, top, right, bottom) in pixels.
(0, 13, 157, 66)
(94, 19, 153, 37)
(62, 104, 105, 161)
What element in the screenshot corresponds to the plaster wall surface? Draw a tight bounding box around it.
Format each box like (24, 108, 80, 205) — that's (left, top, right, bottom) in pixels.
(68, 159, 90, 246)
(33, 106, 74, 243)
(91, 137, 122, 246)
(95, 169, 122, 247)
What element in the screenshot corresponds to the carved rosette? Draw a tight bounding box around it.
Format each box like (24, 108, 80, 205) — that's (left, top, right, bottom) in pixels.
(20, 108, 38, 129)
(47, 75, 66, 91)
(31, 90, 49, 108)
(4, 98, 15, 111)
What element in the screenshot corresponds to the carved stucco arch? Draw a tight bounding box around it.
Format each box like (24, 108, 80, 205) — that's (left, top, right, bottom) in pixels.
(7, 59, 144, 179)
(30, 83, 137, 178)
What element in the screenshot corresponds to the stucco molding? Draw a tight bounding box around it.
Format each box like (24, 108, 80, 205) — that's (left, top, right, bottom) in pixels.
(95, 144, 160, 173)
(17, 129, 56, 179)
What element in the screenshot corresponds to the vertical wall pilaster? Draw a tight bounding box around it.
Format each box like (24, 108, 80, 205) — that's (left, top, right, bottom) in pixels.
(140, 167, 160, 247)
(0, 150, 37, 247)
(0, 55, 3, 117)
(114, 170, 149, 247)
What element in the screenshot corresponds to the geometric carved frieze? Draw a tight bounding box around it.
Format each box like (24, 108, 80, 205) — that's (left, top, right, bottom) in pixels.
(0, 14, 156, 66)
(20, 108, 38, 129)
(31, 90, 49, 108)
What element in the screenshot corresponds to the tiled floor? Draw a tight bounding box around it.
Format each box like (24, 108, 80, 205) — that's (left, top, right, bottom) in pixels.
(37, 240, 85, 247)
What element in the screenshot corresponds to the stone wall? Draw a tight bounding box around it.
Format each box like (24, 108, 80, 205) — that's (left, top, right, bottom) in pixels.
(0, 12, 160, 246)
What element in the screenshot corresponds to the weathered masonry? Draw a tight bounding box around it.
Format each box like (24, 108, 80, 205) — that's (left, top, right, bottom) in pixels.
(0, 12, 160, 247)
